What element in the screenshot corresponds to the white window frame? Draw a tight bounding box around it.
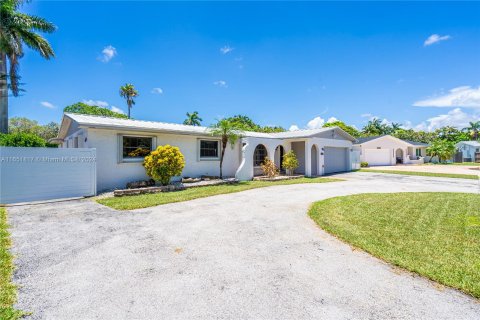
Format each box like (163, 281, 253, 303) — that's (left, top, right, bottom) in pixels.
(198, 138, 221, 161)
(118, 134, 156, 163)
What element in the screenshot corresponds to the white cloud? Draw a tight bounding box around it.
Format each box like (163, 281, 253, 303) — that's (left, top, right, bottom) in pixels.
(360, 113, 373, 118)
(326, 117, 338, 124)
(289, 125, 300, 131)
(423, 34, 451, 46)
(306, 116, 325, 129)
(40, 101, 55, 109)
(413, 86, 480, 108)
(151, 87, 163, 94)
(213, 80, 227, 88)
(110, 106, 125, 114)
(415, 108, 480, 132)
(98, 45, 117, 62)
(82, 99, 109, 108)
(220, 45, 234, 54)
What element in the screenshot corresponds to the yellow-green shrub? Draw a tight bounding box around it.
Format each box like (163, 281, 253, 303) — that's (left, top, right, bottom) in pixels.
(143, 145, 185, 185)
(282, 150, 299, 174)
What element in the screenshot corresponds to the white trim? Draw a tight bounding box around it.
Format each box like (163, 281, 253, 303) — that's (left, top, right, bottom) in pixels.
(197, 138, 221, 161)
(117, 134, 157, 163)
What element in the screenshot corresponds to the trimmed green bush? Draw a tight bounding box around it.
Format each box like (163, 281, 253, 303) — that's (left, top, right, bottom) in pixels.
(360, 162, 369, 167)
(0, 132, 46, 147)
(143, 145, 185, 185)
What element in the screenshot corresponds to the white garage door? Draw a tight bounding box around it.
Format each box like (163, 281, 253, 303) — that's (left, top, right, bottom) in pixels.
(364, 149, 391, 166)
(324, 147, 348, 174)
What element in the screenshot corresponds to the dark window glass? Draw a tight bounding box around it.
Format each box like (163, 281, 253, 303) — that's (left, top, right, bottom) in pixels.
(254, 144, 267, 166)
(200, 140, 219, 158)
(123, 136, 153, 158)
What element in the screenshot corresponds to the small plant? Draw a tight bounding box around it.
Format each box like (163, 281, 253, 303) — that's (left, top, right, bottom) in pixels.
(0, 132, 46, 147)
(360, 162, 369, 168)
(143, 145, 185, 185)
(282, 150, 299, 175)
(261, 157, 279, 178)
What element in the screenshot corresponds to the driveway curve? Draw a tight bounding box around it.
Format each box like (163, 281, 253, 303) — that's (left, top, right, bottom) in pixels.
(8, 172, 480, 319)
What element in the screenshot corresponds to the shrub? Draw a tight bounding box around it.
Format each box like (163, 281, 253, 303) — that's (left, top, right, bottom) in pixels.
(360, 162, 369, 168)
(0, 132, 46, 147)
(143, 145, 185, 185)
(282, 150, 299, 175)
(261, 157, 279, 178)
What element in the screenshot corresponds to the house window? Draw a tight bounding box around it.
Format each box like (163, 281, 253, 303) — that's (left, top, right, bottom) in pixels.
(199, 140, 219, 159)
(253, 144, 267, 166)
(416, 149, 422, 157)
(122, 136, 153, 160)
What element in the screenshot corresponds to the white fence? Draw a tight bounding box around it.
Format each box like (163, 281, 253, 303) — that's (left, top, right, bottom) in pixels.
(0, 147, 96, 204)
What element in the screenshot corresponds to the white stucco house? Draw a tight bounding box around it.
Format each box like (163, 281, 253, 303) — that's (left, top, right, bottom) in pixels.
(354, 135, 429, 166)
(455, 141, 480, 162)
(57, 113, 358, 191)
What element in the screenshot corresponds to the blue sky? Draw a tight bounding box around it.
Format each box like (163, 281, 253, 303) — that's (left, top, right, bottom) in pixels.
(12, 1, 480, 131)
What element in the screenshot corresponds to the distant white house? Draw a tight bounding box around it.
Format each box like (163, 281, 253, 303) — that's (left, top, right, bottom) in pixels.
(57, 113, 358, 191)
(455, 141, 480, 163)
(354, 135, 429, 166)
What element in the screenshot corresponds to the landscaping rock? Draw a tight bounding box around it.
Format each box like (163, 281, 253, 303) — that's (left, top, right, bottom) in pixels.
(126, 179, 155, 189)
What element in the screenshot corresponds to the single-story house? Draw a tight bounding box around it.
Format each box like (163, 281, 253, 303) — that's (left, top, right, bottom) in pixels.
(354, 135, 429, 166)
(57, 113, 358, 191)
(455, 141, 480, 163)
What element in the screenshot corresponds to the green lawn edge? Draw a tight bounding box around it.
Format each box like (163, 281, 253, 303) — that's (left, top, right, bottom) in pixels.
(0, 208, 24, 320)
(308, 192, 480, 299)
(358, 169, 479, 180)
(97, 177, 344, 210)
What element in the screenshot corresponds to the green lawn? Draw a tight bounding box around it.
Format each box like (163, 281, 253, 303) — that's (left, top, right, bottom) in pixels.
(97, 177, 343, 210)
(359, 169, 478, 180)
(0, 208, 24, 319)
(309, 193, 480, 298)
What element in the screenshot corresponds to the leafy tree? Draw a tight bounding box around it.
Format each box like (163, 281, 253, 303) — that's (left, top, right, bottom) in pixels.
(119, 83, 138, 119)
(224, 114, 285, 133)
(465, 121, 480, 140)
(210, 119, 243, 178)
(361, 118, 387, 136)
(392, 129, 436, 144)
(0, 0, 56, 133)
(143, 145, 185, 185)
(183, 111, 202, 126)
(8, 117, 59, 140)
(64, 102, 128, 119)
(0, 132, 46, 147)
(427, 140, 456, 163)
(434, 126, 468, 143)
(323, 120, 360, 138)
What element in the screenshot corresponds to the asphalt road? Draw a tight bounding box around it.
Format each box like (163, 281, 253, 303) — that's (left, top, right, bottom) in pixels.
(8, 172, 480, 319)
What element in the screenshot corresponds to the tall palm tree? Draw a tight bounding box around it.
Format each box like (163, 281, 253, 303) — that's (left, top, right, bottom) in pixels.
(0, 0, 55, 133)
(210, 119, 243, 178)
(465, 121, 480, 140)
(119, 83, 138, 119)
(183, 111, 202, 126)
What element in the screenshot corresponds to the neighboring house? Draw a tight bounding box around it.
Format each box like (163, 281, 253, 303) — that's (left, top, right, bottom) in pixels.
(354, 135, 429, 166)
(57, 113, 357, 191)
(455, 141, 480, 162)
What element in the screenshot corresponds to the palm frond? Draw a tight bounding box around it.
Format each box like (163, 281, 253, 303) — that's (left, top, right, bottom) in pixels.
(15, 29, 54, 59)
(13, 13, 56, 33)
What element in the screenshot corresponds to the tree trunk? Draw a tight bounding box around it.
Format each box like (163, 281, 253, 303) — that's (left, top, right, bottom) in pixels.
(127, 101, 131, 119)
(219, 139, 227, 179)
(0, 53, 8, 134)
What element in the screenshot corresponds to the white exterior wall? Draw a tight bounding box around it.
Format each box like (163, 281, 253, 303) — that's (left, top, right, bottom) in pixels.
(84, 128, 241, 191)
(357, 137, 408, 165)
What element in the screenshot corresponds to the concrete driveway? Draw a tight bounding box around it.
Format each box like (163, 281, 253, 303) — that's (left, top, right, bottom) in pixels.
(366, 163, 480, 175)
(8, 172, 480, 319)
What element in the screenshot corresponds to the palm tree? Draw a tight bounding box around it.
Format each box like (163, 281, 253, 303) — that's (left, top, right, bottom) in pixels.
(362, 118, 384, 136)
(465, 121, 480, 140)
(210, 119, 243, 178)
(183, 111, 202, 126)
(0, 0, 56, 133)
(119, 84, 138, 119)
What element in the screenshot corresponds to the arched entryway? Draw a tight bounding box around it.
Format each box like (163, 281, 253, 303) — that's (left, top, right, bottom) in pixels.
(396, 148, 404, 164)
(253, 144, 268, 176)
(274, 145, 285, 173)
(311, 145, 318, 176)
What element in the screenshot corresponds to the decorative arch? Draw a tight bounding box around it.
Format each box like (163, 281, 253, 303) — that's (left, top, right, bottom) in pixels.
(395, 148, 404, 164)
(253, 144, 268, 167)
(274, 145, 285, 172)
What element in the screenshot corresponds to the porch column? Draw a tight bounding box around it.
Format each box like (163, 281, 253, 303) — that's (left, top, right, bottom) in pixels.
(305, 140, 312, 177)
